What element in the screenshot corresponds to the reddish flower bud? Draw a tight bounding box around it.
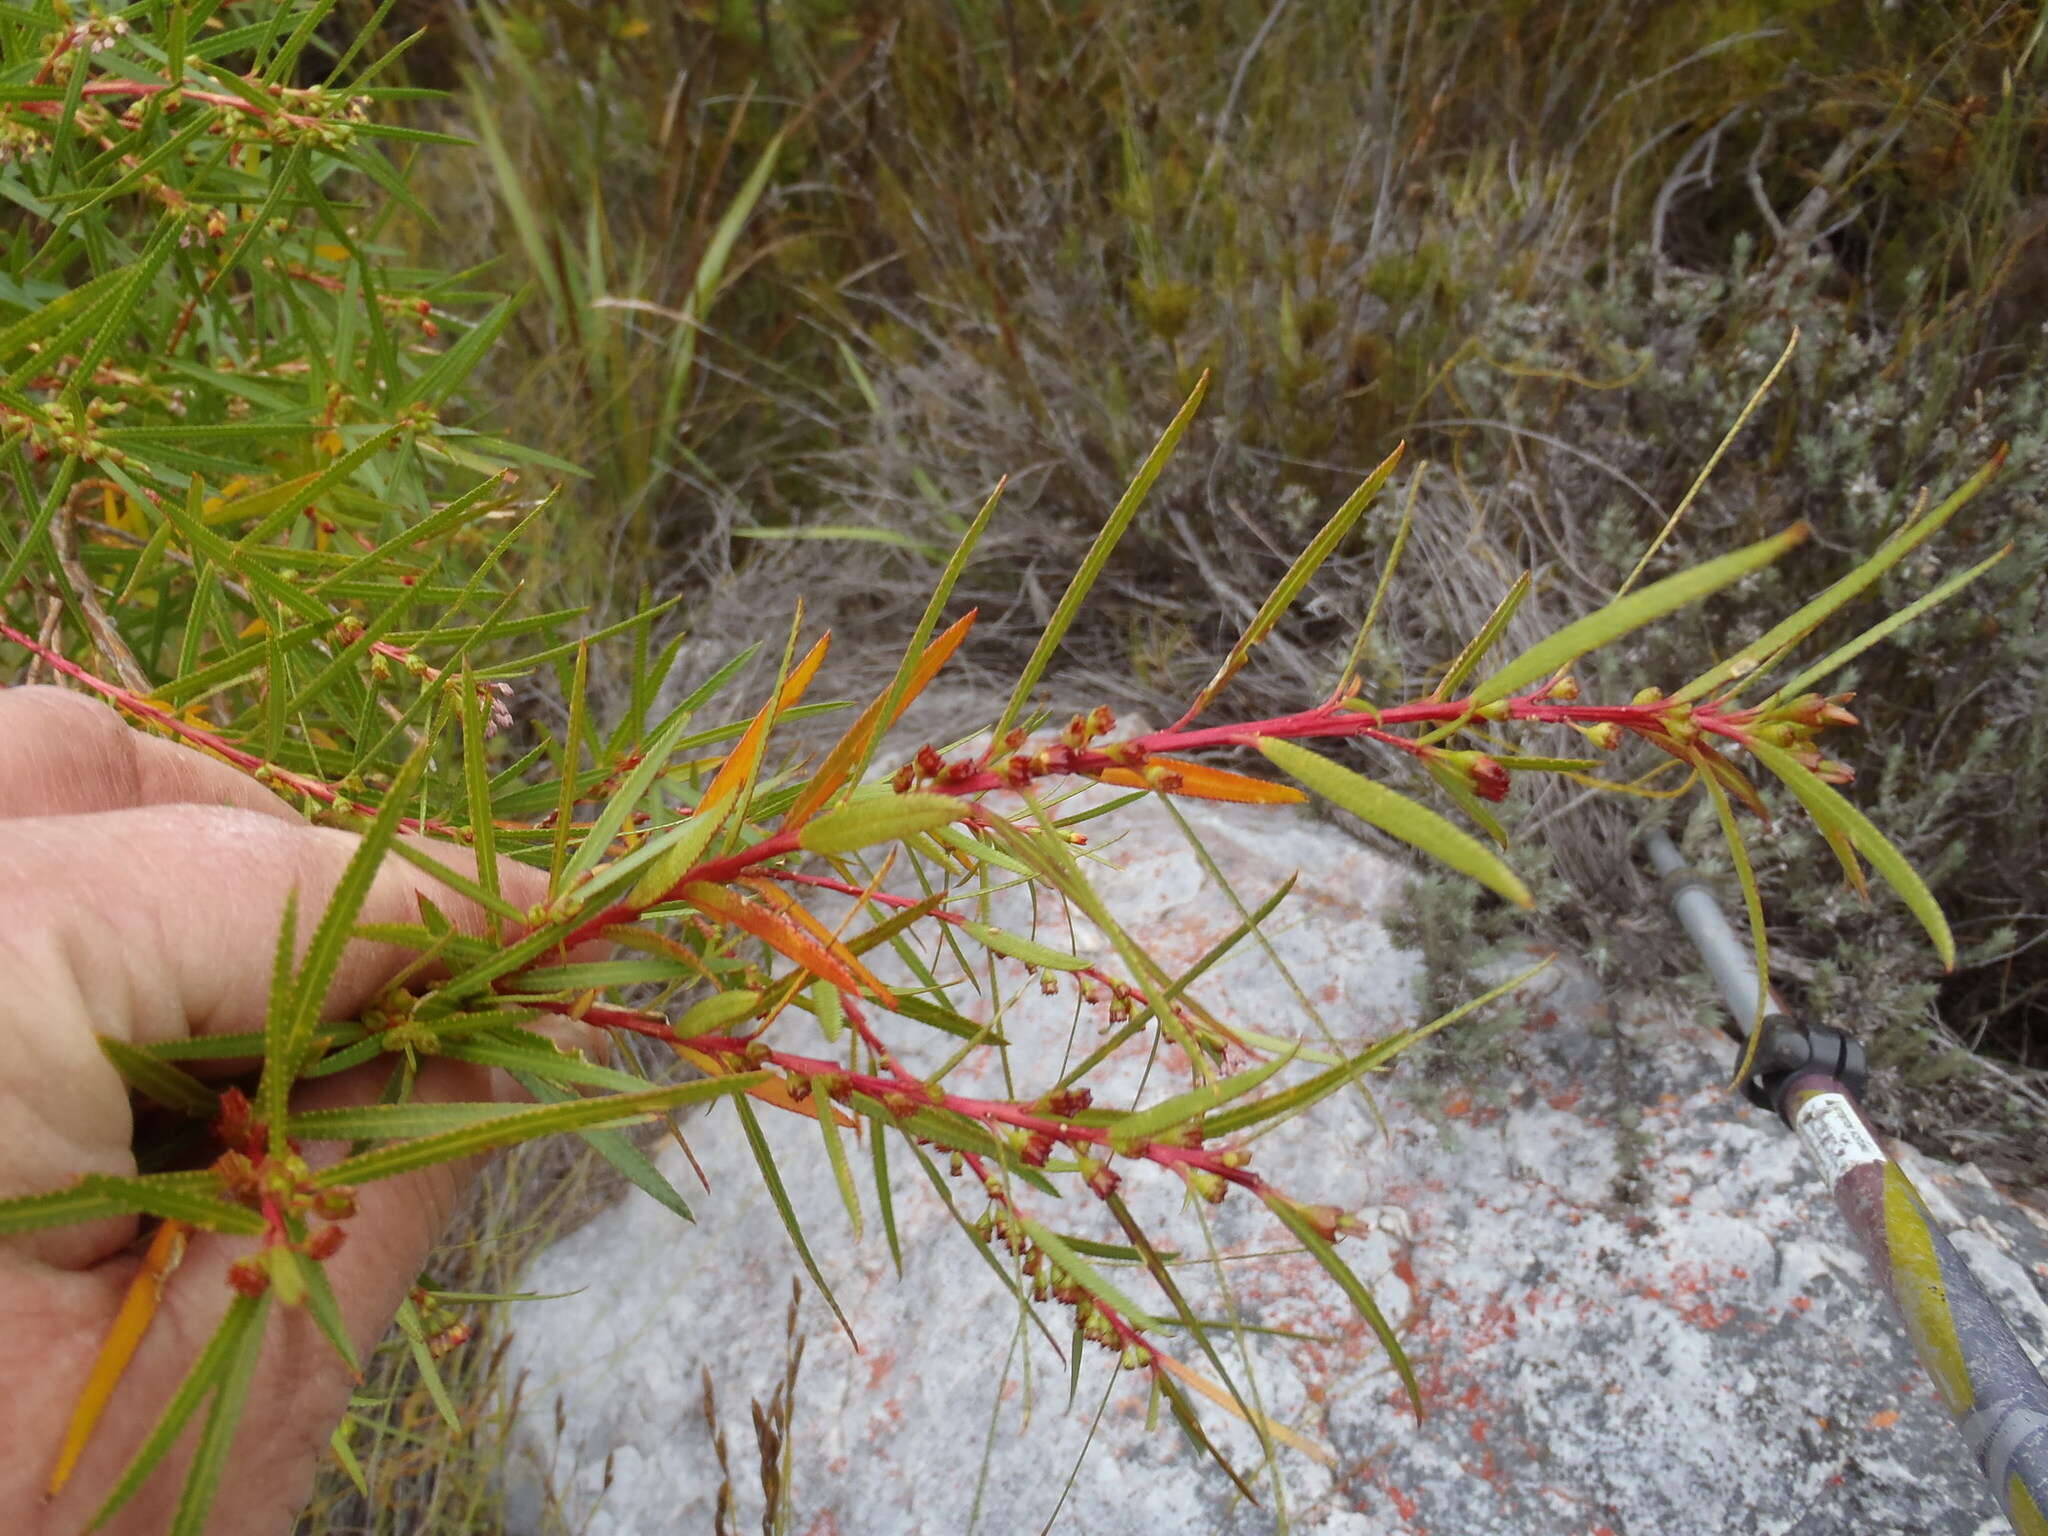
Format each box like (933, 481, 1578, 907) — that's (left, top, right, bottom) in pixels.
(227, 1256, 270, 1297)
(304, 1224, 347, 1262)
(1042, 1088, 1094, 1118)
(1469, 754, 1510, 802)
(1080, 1158, 1120, 1199)
(313, 1187, 357, 1221)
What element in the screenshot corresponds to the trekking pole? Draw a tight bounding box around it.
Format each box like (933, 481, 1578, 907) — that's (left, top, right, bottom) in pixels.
(1643, 827, 2048, 1536)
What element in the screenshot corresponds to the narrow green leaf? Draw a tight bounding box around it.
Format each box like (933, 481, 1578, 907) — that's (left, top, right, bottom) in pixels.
(960, 921, 1094, 971)
(1764, 544, 2013, 707)
(0, 1185, 137, 1235)
(676, 989, 763, 1036)
(1106, 1047, 1298, 1150)
(1187, 443, 1404, 720)
(623, 799, 733, 908)
(811, 981, 846, 1044)
(1700, 774, 1773, 1087)
(265, 735, 436, 1147)
(97, 1037, 217, 1118)
(459, 665, 500, 933)
(1471, 524, 1808, 705)
(1337, 464, 1420, 695)
(1018, 1217, 1160, 1329)
(515, 1072, 694, 1223)
(798, 791, 967, 855)
(1257, 738, 1531, 907)
(510, 958, 692, 992)
(1673, 452, 2003, 704)
(288, 1100, 540, 1140)
(872, 1118, 903, 1276)
(1746, 740, 1954, 968)
(732, 1094, 857, 1345)
(1264, 1196, 1420, 1419)
(441, 1033, 656, 1093)
(559, 705, 703, 890)
(1206, 960, 1550, 1137)
(818, 1098, 863, 1238)
(991, 373, 1211, 745)
(312, 1074, 766, 1186)
(89, 1294, 271, 1534)
(1433, 571, 1532, 700)
(850, 479, 1006, 788)
(74, 1173, 265, 1235)
(394, 1295, 462, 1430)
(296, 1246, 361, 1375)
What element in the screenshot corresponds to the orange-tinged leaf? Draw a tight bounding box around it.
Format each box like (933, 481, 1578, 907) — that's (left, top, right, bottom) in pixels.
(1151, 1349, 1335, 1465)
(48, 1218, 188, 1497)
(739, 877, 897, 1002)
(698, 632, 831, 819)
(1096, 758, 1308, 805)
(681, 881, 893, 1004)
(783, 610, 977, 831)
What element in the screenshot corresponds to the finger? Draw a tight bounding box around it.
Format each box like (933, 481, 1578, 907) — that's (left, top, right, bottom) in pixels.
(28, 1054, 514, 1536)
(0, 805, 559, 1266)
(0, 685, 299, 822)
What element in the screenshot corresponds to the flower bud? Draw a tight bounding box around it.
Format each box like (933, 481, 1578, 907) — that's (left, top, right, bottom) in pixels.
(1184, 1169, 1228, 1204)
(1575, 721, 1622, 751)
(227, 1256, 270, 1297)
(313, 1188, 357, 1221)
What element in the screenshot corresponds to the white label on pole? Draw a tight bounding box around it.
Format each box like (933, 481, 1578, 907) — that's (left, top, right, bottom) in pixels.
(1793, 1092, 1887, 1183)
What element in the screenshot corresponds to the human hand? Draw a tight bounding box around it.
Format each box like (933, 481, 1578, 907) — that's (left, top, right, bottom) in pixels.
(0, 687, 571, 1535)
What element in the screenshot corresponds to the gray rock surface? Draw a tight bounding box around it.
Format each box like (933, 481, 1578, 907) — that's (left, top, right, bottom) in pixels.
(502, 795, 2048, 1535)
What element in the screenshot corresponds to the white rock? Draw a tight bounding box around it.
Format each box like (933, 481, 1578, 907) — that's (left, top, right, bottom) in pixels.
(502, 796, 2047, 1535)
